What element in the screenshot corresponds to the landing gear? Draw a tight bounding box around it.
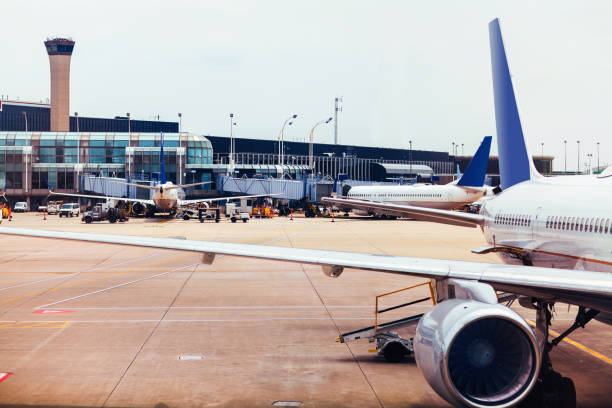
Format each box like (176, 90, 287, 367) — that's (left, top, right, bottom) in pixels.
(521, 303, 599, 408)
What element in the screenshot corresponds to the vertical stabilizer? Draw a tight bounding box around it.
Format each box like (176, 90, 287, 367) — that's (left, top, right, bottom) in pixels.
(160, 132, 167, 185)
(489, 18, 540, 190)
(457, 136, 492, 187)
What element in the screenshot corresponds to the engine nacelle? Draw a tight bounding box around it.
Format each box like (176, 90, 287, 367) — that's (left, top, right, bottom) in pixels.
(414, 299, 540, 408)
(131, 202, 145, 215)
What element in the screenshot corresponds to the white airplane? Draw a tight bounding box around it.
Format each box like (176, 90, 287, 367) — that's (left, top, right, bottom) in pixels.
(330, 136, 492, 216)
(1, 19, 611, 408)
(50, 133, 274, 218)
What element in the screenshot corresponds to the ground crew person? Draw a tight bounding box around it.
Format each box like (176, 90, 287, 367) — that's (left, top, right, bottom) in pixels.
(1, 205, 9, 220)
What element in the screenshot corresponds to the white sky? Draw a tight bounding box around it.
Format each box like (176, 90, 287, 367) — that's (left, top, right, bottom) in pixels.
(2, 1, 611, 171)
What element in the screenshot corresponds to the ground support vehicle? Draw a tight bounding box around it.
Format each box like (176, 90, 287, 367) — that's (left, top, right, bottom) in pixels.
(13, 202, 28, 212)
(59, 203, 80, 218)
(82, 203, 129, 224)
(46, 201, 63, 214)
(198, 208, 220, 223)
(337, 282, 435, 363)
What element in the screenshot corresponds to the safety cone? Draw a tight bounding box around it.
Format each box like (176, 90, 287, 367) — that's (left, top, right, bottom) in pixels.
(331, 211, 335, 222)
(43, 209, 47, 221)
(290, 210, 293, 221)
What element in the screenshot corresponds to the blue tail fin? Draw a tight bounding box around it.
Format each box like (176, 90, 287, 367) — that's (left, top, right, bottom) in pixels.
(457, 136, 492, 187)
(489, 18, 538, 190)
(160, 132, 167, 184)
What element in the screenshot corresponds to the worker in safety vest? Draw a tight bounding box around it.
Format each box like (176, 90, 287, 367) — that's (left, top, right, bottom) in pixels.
(1, 205, 8, 219)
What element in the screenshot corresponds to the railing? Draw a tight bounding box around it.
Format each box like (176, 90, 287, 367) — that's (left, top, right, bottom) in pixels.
(374, 281, 437, 332)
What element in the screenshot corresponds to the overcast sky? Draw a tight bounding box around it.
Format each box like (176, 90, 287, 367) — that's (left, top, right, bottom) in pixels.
(2, 1, 612, 171)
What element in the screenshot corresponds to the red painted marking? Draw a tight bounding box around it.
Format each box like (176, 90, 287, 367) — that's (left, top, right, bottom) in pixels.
(0, 373, 12, 383)
(33, 309, 74, 314)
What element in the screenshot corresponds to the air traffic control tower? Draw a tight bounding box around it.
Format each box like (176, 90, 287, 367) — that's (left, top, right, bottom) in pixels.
(44, 38, 75, 131)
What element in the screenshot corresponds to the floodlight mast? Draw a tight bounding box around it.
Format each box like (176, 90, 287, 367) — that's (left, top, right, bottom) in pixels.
(278, 114, 297, 166)
(309, 117, 333, 169)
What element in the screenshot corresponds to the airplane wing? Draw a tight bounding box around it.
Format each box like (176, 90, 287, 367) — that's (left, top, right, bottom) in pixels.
(322, 197, 483, 228)
(49, 191, 155, 206)
(180, 193, 281, 206)
(0, 227, 610, 313)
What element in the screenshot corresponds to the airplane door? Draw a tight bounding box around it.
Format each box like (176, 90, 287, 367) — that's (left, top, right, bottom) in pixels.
(533, 206, 542, 239)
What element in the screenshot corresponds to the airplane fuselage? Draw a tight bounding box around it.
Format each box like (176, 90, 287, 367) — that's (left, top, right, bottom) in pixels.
(347, 184, 487, 213)
(152, 182, 180, 212)
(481, 176, 612, 272)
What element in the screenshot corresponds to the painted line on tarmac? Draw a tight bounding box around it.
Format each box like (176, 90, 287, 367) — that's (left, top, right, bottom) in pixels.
(0, 321, 69, 329)
(0, 317, 377, 323)
(0, 273, 80, 292)
(36, 262, 199, 309)
(0, 254, 194, 306)
(63, 305, 373, 310)
(526, 319, 612, 366)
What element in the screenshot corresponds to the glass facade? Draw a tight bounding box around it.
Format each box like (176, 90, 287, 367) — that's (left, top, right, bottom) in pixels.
(0, 132, 213, 195)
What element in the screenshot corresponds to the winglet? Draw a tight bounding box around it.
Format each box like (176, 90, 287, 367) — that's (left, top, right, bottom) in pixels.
(489, 18, 540, 190)
(456, 136, 492, 187)
(160, 132, 167, 185)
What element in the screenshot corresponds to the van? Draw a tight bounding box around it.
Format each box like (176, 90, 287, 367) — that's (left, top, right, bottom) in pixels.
(59, 203, 80, 217)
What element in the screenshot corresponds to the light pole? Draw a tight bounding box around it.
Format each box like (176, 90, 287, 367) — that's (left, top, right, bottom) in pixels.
(22, 111, 28, 133)
(541, 142, 544, 158)
(577, 140, 580, 173)
(409, 140, 413, 177)
(597, 141, 600, 171)
(229, 113, 235, 166)
(74, 112, 79, 133)
(587, 153, 593, 174)
(279, 114, 297, 166)
(126, 112, 131, 133)
(461, 143, 464, 155)
(564, 140, 567, 173)
(452, 142, 455, 157)
(308, 117, 332, 169)
(178, 113, 182, 132)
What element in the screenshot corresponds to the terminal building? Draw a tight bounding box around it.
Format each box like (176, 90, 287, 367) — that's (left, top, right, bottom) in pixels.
(0, 131, 212, 208)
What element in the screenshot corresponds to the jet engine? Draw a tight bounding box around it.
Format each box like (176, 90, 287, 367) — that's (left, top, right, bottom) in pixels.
(414, 299, 540, 408)
(131, 202, 145, 216)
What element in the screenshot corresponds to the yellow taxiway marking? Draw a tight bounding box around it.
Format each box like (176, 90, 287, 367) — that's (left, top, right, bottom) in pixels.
(0, 254, 193, 305)
(526, 319, 612, 366)
(0, 321, 70, 329)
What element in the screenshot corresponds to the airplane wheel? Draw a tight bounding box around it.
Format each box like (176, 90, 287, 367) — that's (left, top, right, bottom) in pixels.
(559, 377, 576, 408)
(183, 214, 190, 221)
(382, 342, 405, 363)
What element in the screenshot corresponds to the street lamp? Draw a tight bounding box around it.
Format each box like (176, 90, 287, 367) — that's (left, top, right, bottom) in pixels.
(541, 142, 544, 158)
(577, 140, 580, 173)
(126, 112, 131, 133)
(178, 113, 182, 132)
(461, 143, 464, 155)
(452, 142, 455, 156)
(74, 112, 79, 133)
(564, 140, 567, 173)
(279, 114, 297, 166)
(587, 153, 593, 174)
(229, 113, 235, 166)
(597, 141, 600, 171)
(22, 111, 27, 133)
(308, 117, 333, 169)
(409, 140, 413, 177)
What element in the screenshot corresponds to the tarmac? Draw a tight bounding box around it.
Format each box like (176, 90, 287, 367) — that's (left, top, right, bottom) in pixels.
(0, 212, 611, 407)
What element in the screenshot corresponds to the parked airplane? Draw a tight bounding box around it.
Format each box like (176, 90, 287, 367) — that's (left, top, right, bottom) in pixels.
(1, 19, 611, 408)
(330, 136, 492, 217)
(50, 133, 273, 218)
